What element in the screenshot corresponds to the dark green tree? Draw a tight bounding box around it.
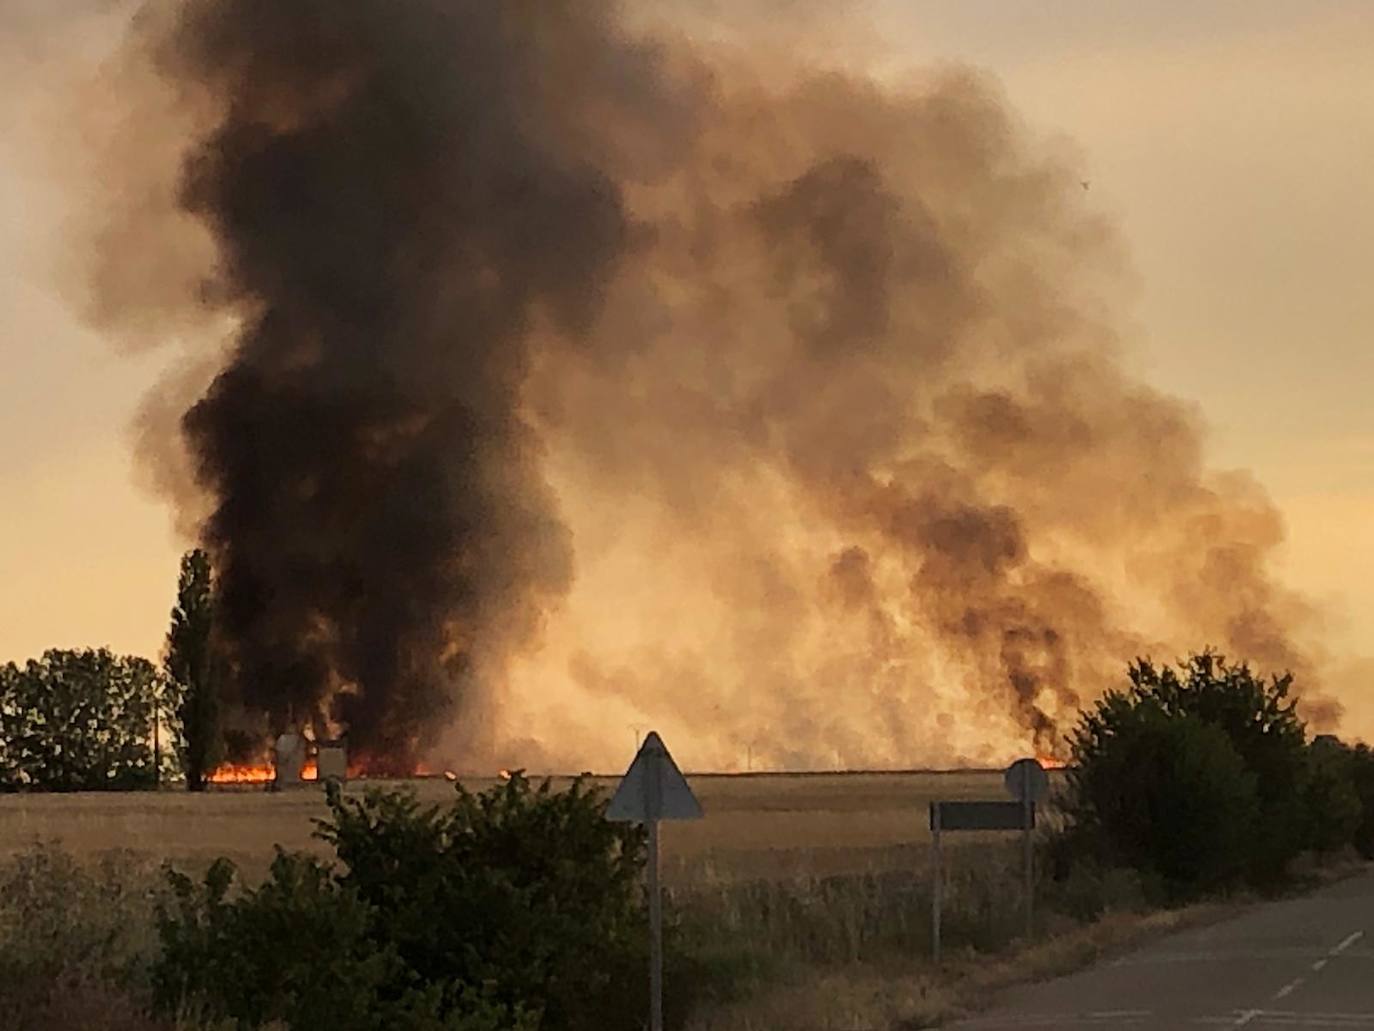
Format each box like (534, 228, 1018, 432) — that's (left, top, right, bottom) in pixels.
(1062, 695, 1259, 899)
(165, 549, 223, 792)
(0, 649, 161, 791)
(1301, 736, 1362, 855)
(1061, 651, 1313, 893)
(1345, 742, 1374, 859)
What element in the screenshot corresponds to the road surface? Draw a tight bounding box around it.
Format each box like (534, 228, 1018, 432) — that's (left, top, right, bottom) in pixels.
(948, 870, 1374, 1029)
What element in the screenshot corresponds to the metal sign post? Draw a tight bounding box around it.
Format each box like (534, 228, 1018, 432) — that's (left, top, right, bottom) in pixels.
(931, 800, 942, 962)
(606, 731, 702, 1031)
(1024, 786, 1033, 937)
(1004, 757, 1050, 940)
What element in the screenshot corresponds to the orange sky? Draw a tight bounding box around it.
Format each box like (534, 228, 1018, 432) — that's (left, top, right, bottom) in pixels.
(2, 1, 1372, 736)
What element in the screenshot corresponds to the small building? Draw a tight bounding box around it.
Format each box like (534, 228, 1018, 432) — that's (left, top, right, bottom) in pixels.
(273, 732, 306, 788)
(317, 738, 348, 784)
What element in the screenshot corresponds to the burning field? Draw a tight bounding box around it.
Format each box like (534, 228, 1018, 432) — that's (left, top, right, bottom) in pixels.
(49, 0, 1340, 775)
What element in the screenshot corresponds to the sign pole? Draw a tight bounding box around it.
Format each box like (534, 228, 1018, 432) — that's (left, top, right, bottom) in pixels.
(604, 730, 702, 1031)
(648, 747, 664, 1031)
(648, 819, 663, 1031)
(1022, 765, 1033, 939)
(931, 801, 942, 964)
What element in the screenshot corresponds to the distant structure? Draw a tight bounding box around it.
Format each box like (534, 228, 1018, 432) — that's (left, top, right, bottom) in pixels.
(273, 731, 305, 788)
(317, 738, 348, 784)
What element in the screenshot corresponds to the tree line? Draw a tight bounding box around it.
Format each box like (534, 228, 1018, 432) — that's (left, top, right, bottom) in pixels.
(0, 550, 221, 792)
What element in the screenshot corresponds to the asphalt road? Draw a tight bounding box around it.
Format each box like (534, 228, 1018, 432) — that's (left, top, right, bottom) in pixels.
(948, 870, 1374, 1030)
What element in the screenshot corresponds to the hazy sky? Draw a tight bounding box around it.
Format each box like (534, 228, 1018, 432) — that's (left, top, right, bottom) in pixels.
(2, 2, 1371, 717)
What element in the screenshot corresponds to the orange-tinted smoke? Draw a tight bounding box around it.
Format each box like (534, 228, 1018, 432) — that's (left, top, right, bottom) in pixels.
(72, 2, 1338, 770)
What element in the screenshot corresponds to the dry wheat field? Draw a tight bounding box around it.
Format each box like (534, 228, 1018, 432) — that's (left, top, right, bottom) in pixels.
(0, 770, 1050, 884)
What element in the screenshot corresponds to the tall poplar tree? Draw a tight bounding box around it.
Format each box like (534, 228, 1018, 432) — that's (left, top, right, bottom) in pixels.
(166, 549, 223, 791)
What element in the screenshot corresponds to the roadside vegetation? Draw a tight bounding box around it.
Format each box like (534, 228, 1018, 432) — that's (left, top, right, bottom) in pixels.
(1, 649, 1372, 1030)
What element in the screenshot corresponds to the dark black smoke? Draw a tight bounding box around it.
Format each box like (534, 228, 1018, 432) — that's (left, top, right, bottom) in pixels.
(156, 0, 684, 768)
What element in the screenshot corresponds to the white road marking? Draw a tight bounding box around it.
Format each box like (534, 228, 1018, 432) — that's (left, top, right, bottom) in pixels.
(1114, 948, 1336, 967)
(957, 1013, 1153, 1027)
(1313, 958, 1329, 972)
(1274, 978, 1304, 1000)
(1235, 1010, 1261, 1026)
(1225, 1022, 1374, 1028)
(1088, 1012, 1152, 1019)
(1333, 931, 1365, 956)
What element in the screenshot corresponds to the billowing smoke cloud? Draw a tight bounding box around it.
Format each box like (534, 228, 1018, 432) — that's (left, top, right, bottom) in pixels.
(78, 1, 1335, 769)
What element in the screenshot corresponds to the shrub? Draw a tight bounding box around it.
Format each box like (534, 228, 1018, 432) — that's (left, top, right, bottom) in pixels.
(152, 774, 703, 1031)
(1348, 744, 1374, 859)
(1063, 692, 1260, 899)
(1133, 653, 1307, 878)
(321, 774, 653, 1030)
(1301, 737, 1362, 855)
(0, 846, 165, 1030)
(1065, 652, 1311, 887)
(152, 851, 518, 1030)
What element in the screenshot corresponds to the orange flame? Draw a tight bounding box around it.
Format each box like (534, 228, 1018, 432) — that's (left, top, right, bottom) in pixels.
(1037, 754, 1068, 770)
(497, 768, 512, 781)
(207, 763, 274, 784)
(207, 759, 320, 784)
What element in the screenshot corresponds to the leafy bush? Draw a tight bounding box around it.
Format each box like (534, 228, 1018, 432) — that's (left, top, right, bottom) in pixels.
(1063, 652, 1315, 891)
(1301, 737, 1362, 855)
(1130, 653, 1309, 877)
(324, 774, 653, 1030)
(152, 774, 705, 1030)
(1063, 687, 1261, 899)
(1347, 743, 1374, 859)
(153, 851, 523, 1030)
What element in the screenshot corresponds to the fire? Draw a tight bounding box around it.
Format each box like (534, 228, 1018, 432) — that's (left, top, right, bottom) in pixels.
(1037, 755, 1068, 770)
(207, 763, 274, 784)
(207, 759, 320, 784)
(498, 768, 512, 781)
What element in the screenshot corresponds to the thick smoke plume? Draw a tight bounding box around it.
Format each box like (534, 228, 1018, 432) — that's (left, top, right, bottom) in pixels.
(82, 0, 1334, 769)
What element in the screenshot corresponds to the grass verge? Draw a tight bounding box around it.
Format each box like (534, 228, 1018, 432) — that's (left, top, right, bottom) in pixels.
(683, 858, 1373, 1030)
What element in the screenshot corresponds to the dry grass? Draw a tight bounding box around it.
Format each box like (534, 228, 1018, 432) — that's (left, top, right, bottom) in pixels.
(683, 901, 1242, 1030)
(0, 773, 1358, 1030)
(0, 770, 1108, 1031)
(0, 770, 1047, 883)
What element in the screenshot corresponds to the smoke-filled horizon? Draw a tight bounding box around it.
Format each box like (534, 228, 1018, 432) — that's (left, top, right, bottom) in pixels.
(75, 0, 1337, 770)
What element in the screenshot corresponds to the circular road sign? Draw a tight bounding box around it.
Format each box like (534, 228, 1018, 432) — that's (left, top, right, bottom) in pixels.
(1004, 757, 1050, 803)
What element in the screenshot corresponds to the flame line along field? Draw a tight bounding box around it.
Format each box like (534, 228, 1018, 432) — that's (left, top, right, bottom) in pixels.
(0, 770, 1059, 884)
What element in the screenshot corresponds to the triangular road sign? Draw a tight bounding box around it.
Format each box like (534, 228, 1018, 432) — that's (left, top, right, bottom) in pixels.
(606, 731, 703, 823)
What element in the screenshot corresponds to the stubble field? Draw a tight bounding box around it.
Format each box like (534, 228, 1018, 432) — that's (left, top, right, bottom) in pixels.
(0, 769, 1041, 883)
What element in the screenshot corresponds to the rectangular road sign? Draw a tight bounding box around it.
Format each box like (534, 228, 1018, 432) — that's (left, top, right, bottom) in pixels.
(930, 800, 1034, 832)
